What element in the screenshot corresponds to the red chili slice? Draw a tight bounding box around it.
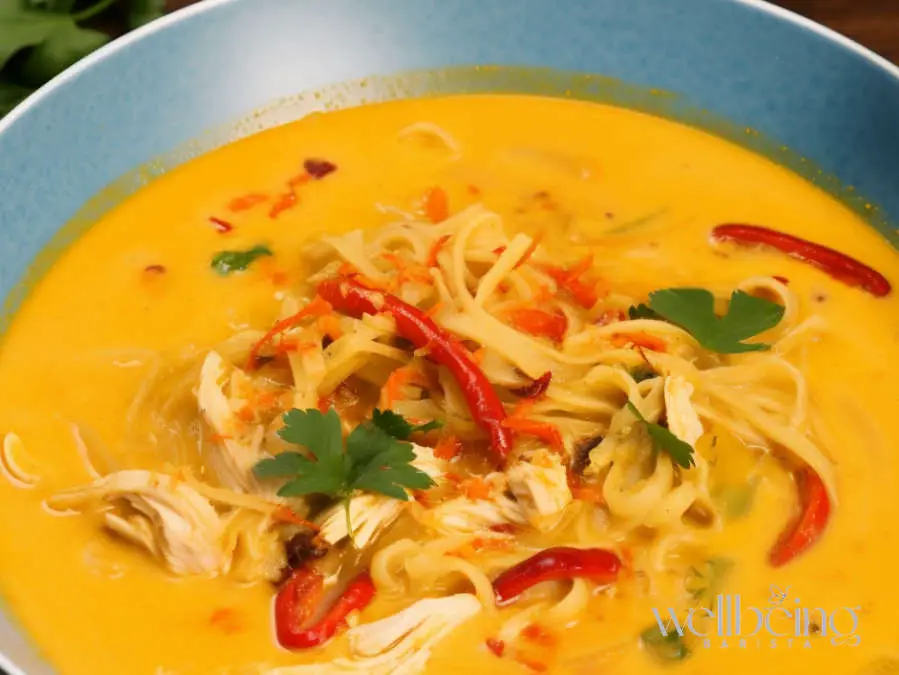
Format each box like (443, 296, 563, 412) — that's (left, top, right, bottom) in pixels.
(712, 224, 891, 297)
(768, 466, 830, 567)
(492, 547, 620, 605)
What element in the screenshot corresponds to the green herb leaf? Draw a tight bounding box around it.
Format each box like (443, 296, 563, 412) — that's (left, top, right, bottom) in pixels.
(253, 408, 436, 504)
(371, 408, 443, 440)
(26, 0, 76, 12)
(128, 0, 164, 29)
(713, 481, 757, 520)
(641, 625, 691, 661)
(647, 288, 784, 354)
(628, 303, 662, 321)
(0, 1, 70, 71)
(626, 401, 695, 469)
(685, 558, 733, 607)
(0, 79, 32, 116)
(210, 244, 272, 275)
(17, 21, 108, 86)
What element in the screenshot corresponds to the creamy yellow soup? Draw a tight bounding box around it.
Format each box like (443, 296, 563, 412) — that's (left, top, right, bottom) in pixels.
(0, 95, 898, 675)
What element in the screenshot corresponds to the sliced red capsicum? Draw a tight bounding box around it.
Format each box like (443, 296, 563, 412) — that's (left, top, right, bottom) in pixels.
(275, 567, 375, 649)
(492, 547, 621, 605)
(712, 224, 891, 297)
(768, 466, 831, 567)
(317, 277, 514, 463)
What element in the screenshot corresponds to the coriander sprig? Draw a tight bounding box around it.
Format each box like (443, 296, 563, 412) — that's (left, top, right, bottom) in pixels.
(626, 400, 695, 469)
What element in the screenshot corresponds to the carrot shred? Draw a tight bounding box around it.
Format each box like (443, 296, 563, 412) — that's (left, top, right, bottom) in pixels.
(502, 416, 564, 454)
(209, 608, 242, 634)
(208, 216, 234, 233)
(462, 477, 492, 501)
(271, 506, 320, 531)
(287, 172, 311, 188)
(541, 254, 606, 309)
(227, 193, 268, 212)
(521, 624, 556, 647)
(514, 656, 548, 673)
(208, 433, 232, 443)
(316, 315, 343, 341)
(317, 393, 336, 414)
(269, 191, 298, 219)
(611, 331, 667, 352)
(570, 484, 606, 504)
(434, 436, 462, 461)
(246, 296, 332, 370)
(508, 308, 567, 343)
(486, 638, 505, 657)
(381, 365, 428, 407)
(423, 186, 449, 223)
(426, 234, 452, 268)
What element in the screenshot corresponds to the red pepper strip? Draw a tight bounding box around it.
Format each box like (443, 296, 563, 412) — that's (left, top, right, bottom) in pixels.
(276, 568, 375, 649)
(712, 224, 891, 297)
(508, 308, 568, 343)
(768, 467, 830, 567)
(511, 371, 552, 399)
(492, 547, 620, 605)
(317, 277, 513, 463)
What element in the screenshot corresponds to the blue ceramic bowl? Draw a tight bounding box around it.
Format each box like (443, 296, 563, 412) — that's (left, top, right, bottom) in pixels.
(1, 0, 898, 672)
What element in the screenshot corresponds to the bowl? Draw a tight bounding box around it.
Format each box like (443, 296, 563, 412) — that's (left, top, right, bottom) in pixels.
(1, 0, 898, 672)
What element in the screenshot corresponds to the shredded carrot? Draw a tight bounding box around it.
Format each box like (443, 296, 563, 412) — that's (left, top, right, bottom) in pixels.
(611, 332, 667, 352)
(381, 252, 432, 288)
(508, 308, 567, 343)
(486, 638, 505, 657)
(444, 472, 463, 485)
(462, 477, 492, 501)
(502, 416, 564, 454)
(381, 365, 428, 407)
(268, 191, 297, 219)
(423, 186, 449, 223)
(490, 523, 519, 535)
(472, 536, 514, 552)
(412, 490, 431, 507)
(498, 281, 511, 295)
(246, 296, 333, 370)
(337, 262, 358, 277)
(521, 624, 556, 647)
(514, 656, 548, 673)
(208, 433, 232, 443)
(209, 608, 242, 634)
(596, 309, 625, 326)
(493, 246, 507, 256)
(271, 506, 320, 531)
(426, 234, 452, 268)
(287, 172, 311, 188)
(570, 484, 606, 504)
(316, 315, 343, 341)
(542, 254, 606, 309)
(434, 435, 462, 461)
(514, 232, 544, 269)
(236, 406, 255, 423)
(426, 302, 445, 318)
(227, 193, 268, 212)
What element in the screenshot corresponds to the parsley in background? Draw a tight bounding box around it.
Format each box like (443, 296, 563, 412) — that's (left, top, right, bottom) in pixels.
(0, 0, 167, 117)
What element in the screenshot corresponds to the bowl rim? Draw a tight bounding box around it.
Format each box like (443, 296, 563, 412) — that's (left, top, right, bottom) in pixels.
(1, 0, 898, 139)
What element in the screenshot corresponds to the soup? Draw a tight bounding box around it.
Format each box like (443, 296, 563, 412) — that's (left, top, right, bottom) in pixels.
(0, 95, 897, 675)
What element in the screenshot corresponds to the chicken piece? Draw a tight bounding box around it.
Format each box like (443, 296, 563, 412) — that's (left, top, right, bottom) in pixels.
(664, 375, 704, 446)
(49, 470, 225, 576)
(197, 351, 266, 493)
(506, 448, 571, 531)
(427, 472, 527, 534)
(266, 594, 481, 675)
(318, 445, 445, 547)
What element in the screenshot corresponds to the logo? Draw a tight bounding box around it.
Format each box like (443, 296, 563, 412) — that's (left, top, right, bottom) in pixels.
(651, 585, 861, 650)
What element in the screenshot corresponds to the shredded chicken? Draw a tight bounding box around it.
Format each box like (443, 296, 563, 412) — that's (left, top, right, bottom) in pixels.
(507, 448, 572, 531)
(664, 375, 704, 446)
(319, 445, 445, 547)
(266, 594, 481, 675)
(49, 470, 226, 575)
(197, 351, 267, 493)
(426, 473, 527, 534)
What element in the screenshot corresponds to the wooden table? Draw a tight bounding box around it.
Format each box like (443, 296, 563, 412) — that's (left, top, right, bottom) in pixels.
(164, 0, 899, 64)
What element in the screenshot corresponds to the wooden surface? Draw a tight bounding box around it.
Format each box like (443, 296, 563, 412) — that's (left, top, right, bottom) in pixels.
(165, 0, 899, 65)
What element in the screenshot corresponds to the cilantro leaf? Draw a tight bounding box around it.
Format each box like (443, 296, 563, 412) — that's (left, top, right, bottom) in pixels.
(253, 408, 436, 505)
(646, 288, 784, 354)
(210, 244, 272, 275)
(626, 401, 695, 469)
(641, 624, 691, 661)
(629, 366, 657, 383)
(371, 408, 443, 440)
(628, 303, 662, 321)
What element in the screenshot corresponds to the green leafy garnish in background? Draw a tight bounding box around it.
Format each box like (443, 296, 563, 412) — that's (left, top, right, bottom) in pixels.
(0, 0, 166, 117)
(210, 244, 272, 275)
(640, 288, 784, 354)
(626, 400, 695, 469)
(684, 557, 733, 609)
(253, 409, 436, 530)
(371, 408, 443, 440)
